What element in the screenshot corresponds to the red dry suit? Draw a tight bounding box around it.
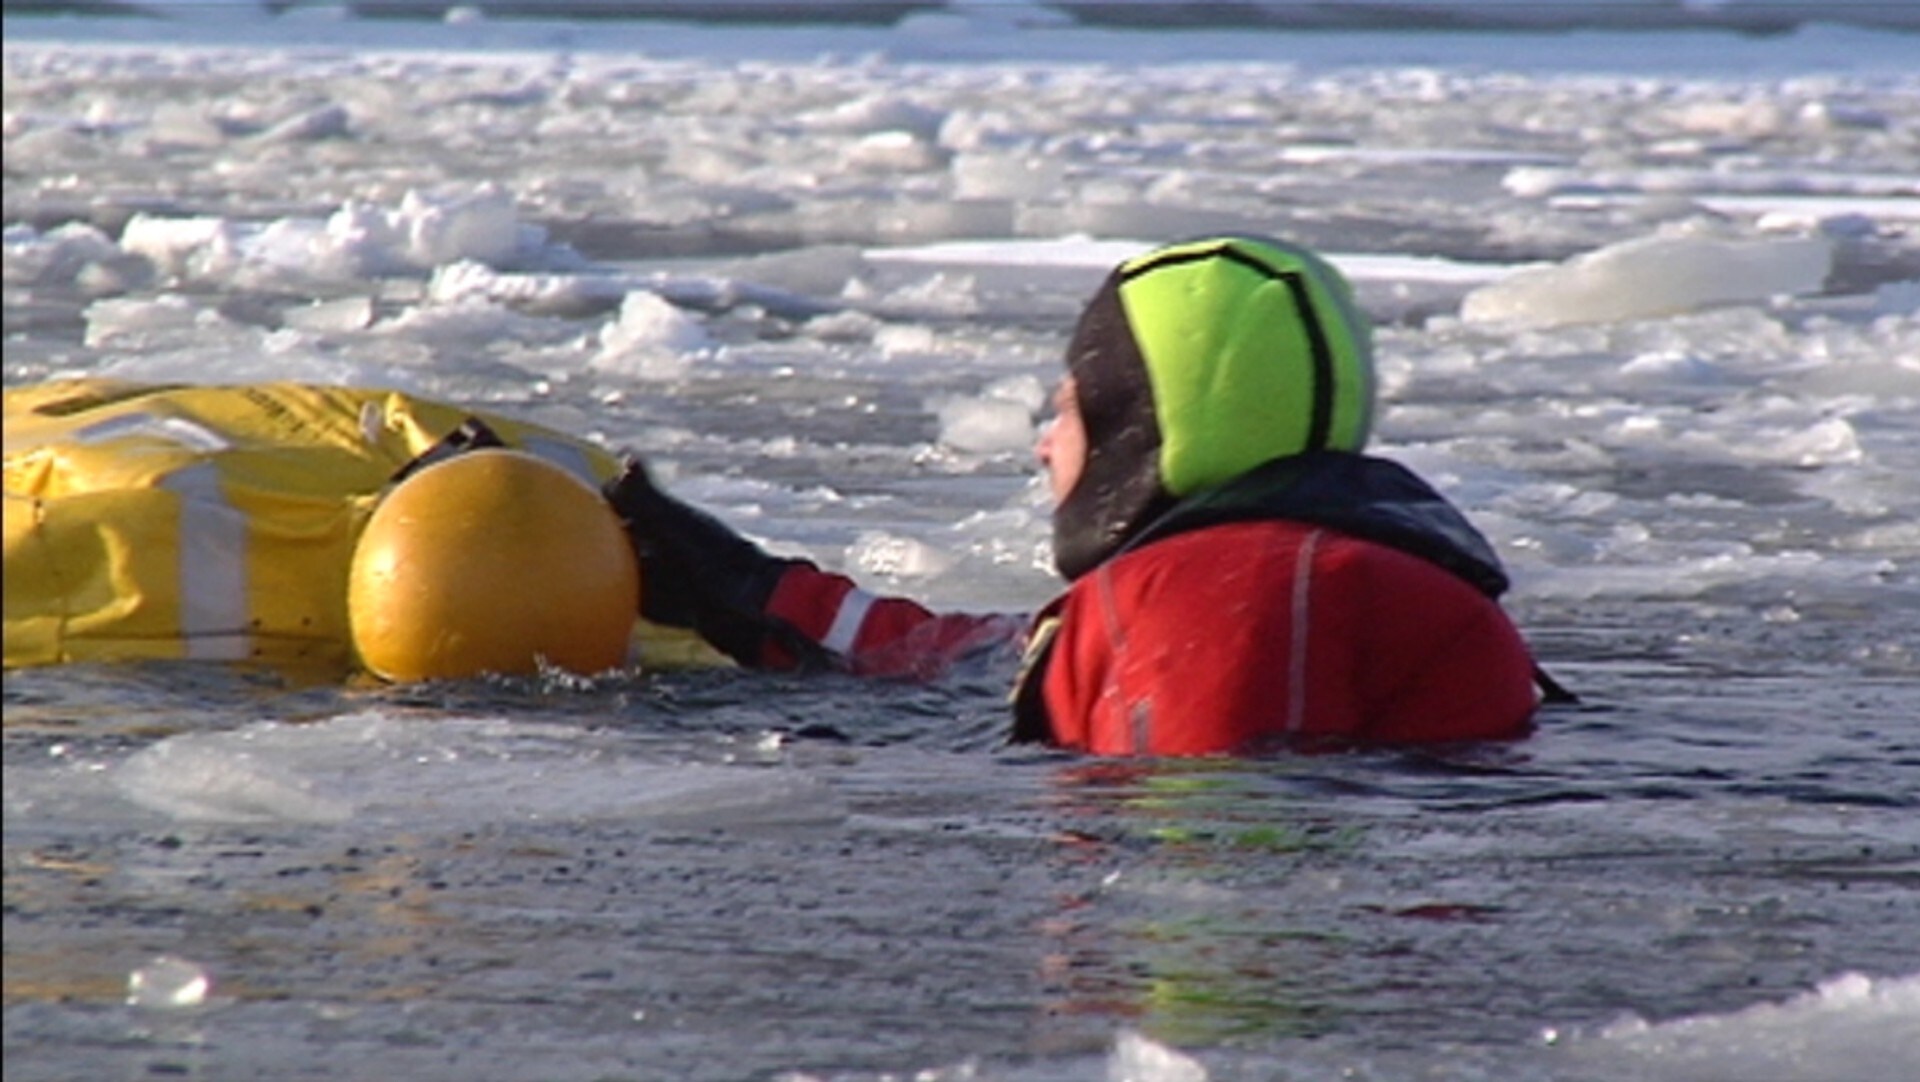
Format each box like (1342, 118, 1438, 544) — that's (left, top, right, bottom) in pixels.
(734, 453, 1542, 756)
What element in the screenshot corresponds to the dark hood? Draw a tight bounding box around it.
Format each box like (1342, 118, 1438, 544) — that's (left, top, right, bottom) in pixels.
(1051, 237, 1375, 580)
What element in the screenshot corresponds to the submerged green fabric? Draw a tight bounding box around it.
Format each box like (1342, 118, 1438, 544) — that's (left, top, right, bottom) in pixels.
(1114, 238, 1373, 497)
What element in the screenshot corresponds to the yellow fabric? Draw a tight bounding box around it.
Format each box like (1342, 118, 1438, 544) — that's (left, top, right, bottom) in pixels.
(3, 379, 729, 675)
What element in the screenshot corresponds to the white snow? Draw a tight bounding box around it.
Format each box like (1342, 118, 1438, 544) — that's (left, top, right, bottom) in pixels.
(593, 290, 714, 380)
(1578, 972, 1920, 1082)
(106, 186, 567, 290)
(1110, 1029, 1209, 1082)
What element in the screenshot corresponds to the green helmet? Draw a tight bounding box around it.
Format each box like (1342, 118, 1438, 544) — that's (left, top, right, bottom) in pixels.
(1052, 236, 1375, 580)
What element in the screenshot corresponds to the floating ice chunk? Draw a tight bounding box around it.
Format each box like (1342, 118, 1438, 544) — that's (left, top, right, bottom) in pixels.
(427, 259, 624, 317)
(714, 244, 867, 299)
(256, 103, 350, 143)
(280, 295, 372, 333)
(1771, 416, 1863, 467)
(1580, 972, 1920, 1082)
(605, 289, 710, 351)
(109, 712, 845, 830)
(1797, 99, 1890, 131)
(146, 103, 226, 150)
(374, 293, 554, 356)
(127, 956, 212, 1010)
(951, 150, 1064, 200)
(1504, 164, 1920, 201)
(93, 337, 429, 390)
(119, 214, 244, 280)
(1110, 1029, 1208, 1082)
(851, 531, 956, 579)
(317, 186, 565, 276)
(116, 730, 355, 824)
(867, 236, 1137, 273)
(876, 323, 938, 355)
(1460, 232, 1831, 328)
(1667, 98, 1792, 139)
(1501, 166, 1573, 199)
(592, 290, 711, 380)
(804, 309, 884, 343)
(936, 107, 1026, 153)
(986, 373, 1047, 413)
(83, 295, 217, 347)
(2, 221, 122, 286)
(1523, 547, 1893, 603)
(117, 191, 556, 289)
(1870, 279, 1920, 317)
(1757, 209, 1882, 238)
(844, 130, 945, 172)
(243, 214, 366, 284)
(873, 271, 984, 318)
(307, 200, 402, 275)
(934, 375, 1043, 454)
(1618, 350, 1727, 384)
(799, 94, 946, 139)
(395, 185, 524, 268)
(4, 123, 99, 166)
(862, 199, 1013, 244)
(937, 396, 1034, 454)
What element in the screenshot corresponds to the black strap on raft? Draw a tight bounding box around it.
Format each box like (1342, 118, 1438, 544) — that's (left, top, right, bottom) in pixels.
(388, 416, 507, 484)
(1534, 663, 1580, 705)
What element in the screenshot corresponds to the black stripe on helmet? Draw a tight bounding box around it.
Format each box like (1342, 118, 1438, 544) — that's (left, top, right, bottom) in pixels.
(1117, 241, 1338, 452)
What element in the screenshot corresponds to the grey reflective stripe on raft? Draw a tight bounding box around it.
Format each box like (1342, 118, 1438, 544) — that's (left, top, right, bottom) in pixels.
(159, 463, 252, 661)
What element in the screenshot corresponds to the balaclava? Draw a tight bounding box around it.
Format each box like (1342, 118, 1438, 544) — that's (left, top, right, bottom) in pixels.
(1051, 236, 1376, 581)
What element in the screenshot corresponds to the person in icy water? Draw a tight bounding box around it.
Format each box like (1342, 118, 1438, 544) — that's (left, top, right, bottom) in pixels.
(607, 235, 1559, 755)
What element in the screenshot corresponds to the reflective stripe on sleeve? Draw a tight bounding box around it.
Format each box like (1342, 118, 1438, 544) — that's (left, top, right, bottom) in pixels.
(820, 587, 878, 657)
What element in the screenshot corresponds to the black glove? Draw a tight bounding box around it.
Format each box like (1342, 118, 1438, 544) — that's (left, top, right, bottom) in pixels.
(602, 458, 832, 670)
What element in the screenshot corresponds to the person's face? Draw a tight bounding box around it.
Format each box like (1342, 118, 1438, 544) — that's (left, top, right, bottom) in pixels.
(1036, 377, 1087, 504)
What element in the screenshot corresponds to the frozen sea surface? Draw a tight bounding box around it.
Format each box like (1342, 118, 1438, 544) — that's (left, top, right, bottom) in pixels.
(4, 8, 1919, 1081)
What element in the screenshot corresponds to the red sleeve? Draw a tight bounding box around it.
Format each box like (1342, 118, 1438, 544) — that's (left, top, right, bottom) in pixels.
(759, 562, 1023, 678)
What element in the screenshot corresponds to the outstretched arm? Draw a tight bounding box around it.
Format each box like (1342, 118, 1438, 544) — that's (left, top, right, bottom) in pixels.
(603, 460, 1020, 676)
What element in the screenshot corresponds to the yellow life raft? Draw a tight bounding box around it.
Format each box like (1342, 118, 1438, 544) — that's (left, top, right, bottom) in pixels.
(3, 379, 725, 676)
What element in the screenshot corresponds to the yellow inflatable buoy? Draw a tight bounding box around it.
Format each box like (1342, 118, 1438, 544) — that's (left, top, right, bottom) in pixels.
(347, 449, 640, 681)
